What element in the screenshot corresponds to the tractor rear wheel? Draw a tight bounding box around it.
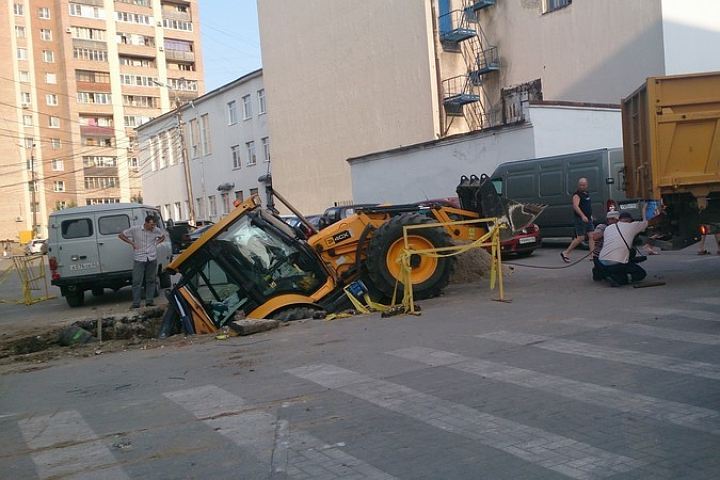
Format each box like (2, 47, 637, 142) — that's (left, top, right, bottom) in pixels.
(366, 213, 455, 300)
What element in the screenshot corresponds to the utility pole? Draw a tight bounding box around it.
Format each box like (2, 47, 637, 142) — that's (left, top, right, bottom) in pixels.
(175, 105, 196, 225)
(29, 143, 37, 237)
(154, 80, 196, 225)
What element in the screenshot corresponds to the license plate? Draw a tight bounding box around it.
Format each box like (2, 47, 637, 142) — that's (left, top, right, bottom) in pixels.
(620, 203, 637, 210)
(518, 237, 536, 245)
(69, 262, 98, 271)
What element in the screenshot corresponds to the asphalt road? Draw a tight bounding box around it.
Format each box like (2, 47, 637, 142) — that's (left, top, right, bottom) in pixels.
(1, 247, 719, 479)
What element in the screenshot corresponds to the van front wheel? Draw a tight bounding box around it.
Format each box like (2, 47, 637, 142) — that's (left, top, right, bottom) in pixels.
(66, 291, 85, 308)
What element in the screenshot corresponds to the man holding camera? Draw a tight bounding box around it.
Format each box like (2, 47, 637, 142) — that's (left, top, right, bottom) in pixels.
(597, 204, 648, 286)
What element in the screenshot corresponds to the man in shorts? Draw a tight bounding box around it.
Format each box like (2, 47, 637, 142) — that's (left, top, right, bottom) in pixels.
(561, 177, 595, 262)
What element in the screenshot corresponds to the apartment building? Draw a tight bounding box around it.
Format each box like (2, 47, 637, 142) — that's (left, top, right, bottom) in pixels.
(0, 0, 204, 240)
(137, 69, 270, 224)
(258, 0, 720, 214)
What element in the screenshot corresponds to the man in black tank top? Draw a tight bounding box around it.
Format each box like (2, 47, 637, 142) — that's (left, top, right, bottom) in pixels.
(561, 177, 595, 262)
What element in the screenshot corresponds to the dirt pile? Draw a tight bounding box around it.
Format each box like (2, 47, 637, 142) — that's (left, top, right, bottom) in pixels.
(450, 248, 512, 284)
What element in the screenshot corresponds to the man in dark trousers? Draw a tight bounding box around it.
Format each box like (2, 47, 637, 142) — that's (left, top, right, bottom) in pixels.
(561, 177, 595, 262)
(598, 206, 648, 285)
(119, 215, 166, 308)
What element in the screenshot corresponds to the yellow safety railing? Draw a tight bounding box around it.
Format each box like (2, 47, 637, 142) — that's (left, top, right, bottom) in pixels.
(399, 217, 506, 315)
(11, 254, 55, 305)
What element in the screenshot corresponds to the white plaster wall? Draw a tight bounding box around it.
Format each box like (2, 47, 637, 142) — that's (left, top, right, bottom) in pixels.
(140, 73, 269, 222)
(350, 106, 623, 204)
(661, 0, 720, 75)
(479, 0, 665, 104)
(258, 0, 440, 214)
(530, 106, 622, 158)
(350, 125, 535, 204)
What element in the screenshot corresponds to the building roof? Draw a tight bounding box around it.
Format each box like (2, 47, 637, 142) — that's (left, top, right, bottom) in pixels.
(136, 68, 263, 133)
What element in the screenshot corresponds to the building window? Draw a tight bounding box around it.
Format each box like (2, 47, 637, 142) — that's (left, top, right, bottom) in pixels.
(38, 7, 50, 19)
(258, 89, 266, 115)
(162, 19, 193, 31)
(119, 55, 155, 67)
(83, 156, 117, 167)
(76, 70, 110, 83)
(53, 181, 65, 192)
(17, 48, 28, 60)
(70, 27, 106, 41)
(249, 188, 258, 197)
(231, 145, 241, 169)
(261, 137, 270, 162)
(86, 198, 120, 205)
(52, 159, 64, 171)
(195, 197, 205, 219)
(221, 192, 230, 214)
(42, 50, 54, 63)
(119, 74, 157, 87)
(115, 11, 151, 24)
(19, 71, 30, 82)
(174, 202, 182, 220)
(242, 95, 252, 119)
(40, 28, 52, 41)
(188, 118, 199, 158)
(55, 201, 67, 210)
(49, 116, 60, 128)
(13, 3, 23, 15)
(200, 114, 211, 155)
(46, 94, 58, 106)
(23, 115, 32, 127)
(77, 92, 112, 104)
(208, 195, 217, 217)
(23, 137, 34, 148)
(45, 73, 57, 84)
(227, 100, 237, 125)
(235, 191, 244, 202)
(73, 48, 109, 62)
(50, 138, 61, 149)
(543, 0, 571, 13)
(15, 26, 26, 38)
(21, 92, 31, 106)
(84, 176, 119, 189)
(130, 157, 139, 168)
(246, 141, 256, 166)
(69, 3, 105, 19)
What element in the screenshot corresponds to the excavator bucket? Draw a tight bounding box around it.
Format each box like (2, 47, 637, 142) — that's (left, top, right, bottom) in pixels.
(456, 174, 546, 238)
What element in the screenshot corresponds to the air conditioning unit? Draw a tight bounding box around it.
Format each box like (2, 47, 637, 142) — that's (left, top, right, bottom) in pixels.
(15, 216, 23, 222)
(158, 46, 164, 52)
(157, 21, 162, 27)
(65, 28, 72, 34)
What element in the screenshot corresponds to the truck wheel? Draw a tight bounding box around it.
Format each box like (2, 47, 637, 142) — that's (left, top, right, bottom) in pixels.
(366, 213, 455, 300)
(270, 306, 325, 322)
(66, 291, 85, 308)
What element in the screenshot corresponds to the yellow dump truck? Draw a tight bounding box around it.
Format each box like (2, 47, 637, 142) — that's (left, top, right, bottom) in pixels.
(622, 71, 720, 249)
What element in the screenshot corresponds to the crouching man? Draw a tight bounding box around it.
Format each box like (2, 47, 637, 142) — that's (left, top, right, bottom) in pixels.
(591, 210, 620, 281)
(597, 207, 648, 286)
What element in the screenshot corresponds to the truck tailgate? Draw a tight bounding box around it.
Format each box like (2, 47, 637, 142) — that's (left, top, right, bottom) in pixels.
(622, 71, 720, 199)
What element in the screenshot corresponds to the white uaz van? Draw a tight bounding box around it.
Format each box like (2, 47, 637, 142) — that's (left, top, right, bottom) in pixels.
(48, 204, 173, 307)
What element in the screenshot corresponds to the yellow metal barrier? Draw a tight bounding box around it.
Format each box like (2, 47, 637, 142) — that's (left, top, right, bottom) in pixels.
(399, 217, 506, 315)
(11, 254, 55, 305)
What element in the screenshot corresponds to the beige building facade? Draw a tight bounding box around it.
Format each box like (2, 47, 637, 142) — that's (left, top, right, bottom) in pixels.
(0, 0, 204, 240)
(258, 0, 720, 214)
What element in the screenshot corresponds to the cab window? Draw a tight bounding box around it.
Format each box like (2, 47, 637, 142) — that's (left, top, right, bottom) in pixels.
(98, 214, 130, 235)
(61, 218, 93, 239)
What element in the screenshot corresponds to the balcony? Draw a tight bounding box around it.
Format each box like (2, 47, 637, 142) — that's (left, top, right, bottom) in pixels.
(162, 10, 190, 21)
(466, 0, 496, 12)
(74, 0, 105, 5)
(72, 39, 107, 50)
(438, 10, 476, 43)
(164, 49, 194, 62)
(470, 46, 500, 77)
(442, 75, 480, 113)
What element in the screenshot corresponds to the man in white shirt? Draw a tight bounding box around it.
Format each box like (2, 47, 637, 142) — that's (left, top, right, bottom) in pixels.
(119, 215, 166, 308)
(598, 206, 648, 285)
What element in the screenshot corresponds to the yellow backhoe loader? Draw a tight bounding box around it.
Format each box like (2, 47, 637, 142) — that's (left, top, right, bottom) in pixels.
(163, 175, 543, 331)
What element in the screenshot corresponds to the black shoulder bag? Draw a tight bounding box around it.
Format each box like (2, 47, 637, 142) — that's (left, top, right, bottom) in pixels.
(615, 224, 647, 264)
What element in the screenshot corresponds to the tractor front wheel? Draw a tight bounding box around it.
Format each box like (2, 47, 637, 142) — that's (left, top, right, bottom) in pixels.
(366, 213, 455, 300)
